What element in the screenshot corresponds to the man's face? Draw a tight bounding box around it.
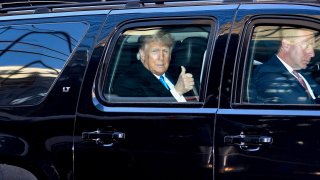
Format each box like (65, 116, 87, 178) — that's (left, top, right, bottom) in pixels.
(287, 30, 315, 70)
(139, 40, 171, 76)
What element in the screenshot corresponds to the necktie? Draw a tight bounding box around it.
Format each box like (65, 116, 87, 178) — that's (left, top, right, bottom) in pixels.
(292, 70, 311, 97)
(159, 75, 170, 90)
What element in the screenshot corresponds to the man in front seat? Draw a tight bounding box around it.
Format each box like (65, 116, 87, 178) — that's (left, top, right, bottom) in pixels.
(254, 27, 320, 104)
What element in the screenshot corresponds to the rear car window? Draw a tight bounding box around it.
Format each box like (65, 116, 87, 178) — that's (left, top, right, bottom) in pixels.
(103, 25, 210, 103)
(0, 22, 88, 106)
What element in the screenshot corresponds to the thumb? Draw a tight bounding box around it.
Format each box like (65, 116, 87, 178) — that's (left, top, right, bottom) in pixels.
(180, 66, 186, 75)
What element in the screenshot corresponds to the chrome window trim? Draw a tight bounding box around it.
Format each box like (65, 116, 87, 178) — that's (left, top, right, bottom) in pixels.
(0, 10, 110, 21)
(93, 97, 217, 113)
(218, 108, 320, 116)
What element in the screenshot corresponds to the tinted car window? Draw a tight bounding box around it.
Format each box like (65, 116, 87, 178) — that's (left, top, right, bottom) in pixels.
(244, 25, 320, 104)
(0, 22, 88, 106)
(103, 25, 210, 103)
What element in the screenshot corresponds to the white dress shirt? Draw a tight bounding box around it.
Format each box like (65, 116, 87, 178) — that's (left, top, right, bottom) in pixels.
(154, 74, 187, 102)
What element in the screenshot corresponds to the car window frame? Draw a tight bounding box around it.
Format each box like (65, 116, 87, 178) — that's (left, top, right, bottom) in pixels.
(95, 17, 216, 107)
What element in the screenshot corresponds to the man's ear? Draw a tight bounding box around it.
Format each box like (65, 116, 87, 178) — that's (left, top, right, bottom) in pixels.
(281, 39, 291, 50)
(139, 49, 145, 62)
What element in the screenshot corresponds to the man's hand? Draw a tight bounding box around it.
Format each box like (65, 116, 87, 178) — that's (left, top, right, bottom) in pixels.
(174, 66, 195, 95)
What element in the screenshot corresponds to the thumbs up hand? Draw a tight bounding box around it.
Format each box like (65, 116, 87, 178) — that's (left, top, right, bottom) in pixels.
(174, 66, 195, 95)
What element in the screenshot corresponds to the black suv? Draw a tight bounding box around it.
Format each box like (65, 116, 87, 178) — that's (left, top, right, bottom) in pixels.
(1, 0, 320, 179)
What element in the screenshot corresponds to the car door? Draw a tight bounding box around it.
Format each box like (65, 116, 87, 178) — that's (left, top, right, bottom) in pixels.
(216, 3, 320, 180)
(74, 3, 237, 180)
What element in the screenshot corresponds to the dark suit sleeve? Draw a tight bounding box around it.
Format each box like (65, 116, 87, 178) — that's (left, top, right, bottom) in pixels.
(111, 69, 149, 97)
(255, 72, 289, 103)
(255, 71, 317, 104)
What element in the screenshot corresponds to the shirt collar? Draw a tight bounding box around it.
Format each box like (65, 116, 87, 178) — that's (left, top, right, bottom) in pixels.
(277, 55, 295, 74)
(154, 73, 166, 80)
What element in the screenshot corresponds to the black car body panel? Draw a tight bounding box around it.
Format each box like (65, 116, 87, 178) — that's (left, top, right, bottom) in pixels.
(0, 1, 320, 180)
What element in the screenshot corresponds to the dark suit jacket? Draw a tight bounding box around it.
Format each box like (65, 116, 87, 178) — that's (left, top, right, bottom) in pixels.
(112, 62, 177, 102)
(253, 55, 320, 104)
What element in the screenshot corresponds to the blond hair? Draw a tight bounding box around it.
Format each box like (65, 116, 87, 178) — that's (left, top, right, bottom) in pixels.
(280, 27, 315, 44)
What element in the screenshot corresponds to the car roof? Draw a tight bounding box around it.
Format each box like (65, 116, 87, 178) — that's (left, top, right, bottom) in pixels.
(0, 0, 319, 15)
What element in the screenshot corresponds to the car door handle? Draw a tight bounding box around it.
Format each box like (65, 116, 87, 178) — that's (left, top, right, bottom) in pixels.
(82, 129, 125, 147)
(224, 134, 272, 152)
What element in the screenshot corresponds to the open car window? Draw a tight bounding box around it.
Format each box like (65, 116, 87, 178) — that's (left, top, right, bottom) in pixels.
(103, 25, 210, 103)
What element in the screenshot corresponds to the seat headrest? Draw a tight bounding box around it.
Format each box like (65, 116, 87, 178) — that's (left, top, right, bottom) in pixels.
(172, 36, 207, 68)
